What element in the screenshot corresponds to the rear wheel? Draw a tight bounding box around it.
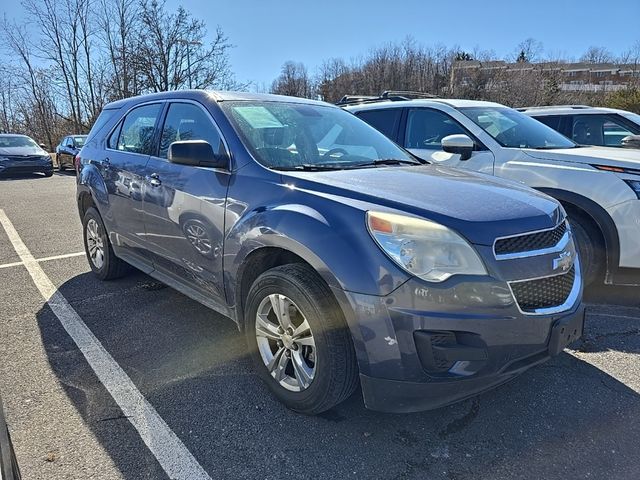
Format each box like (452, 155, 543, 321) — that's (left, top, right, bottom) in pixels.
(567, 214, 604, 286)
(245, 263, 358, 415)
(82, 207, 129, 280)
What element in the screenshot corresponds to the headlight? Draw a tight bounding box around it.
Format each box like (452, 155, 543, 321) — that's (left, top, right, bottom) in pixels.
(624, 179, 640, 199)
(367, 211, 487, 282)
(41, 155, 52, 162)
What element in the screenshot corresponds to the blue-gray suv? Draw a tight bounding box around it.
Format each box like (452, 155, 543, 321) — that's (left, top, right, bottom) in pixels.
(76, 90, 584, 414)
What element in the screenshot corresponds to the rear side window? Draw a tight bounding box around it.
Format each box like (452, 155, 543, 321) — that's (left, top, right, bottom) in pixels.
(110, 103, 162, 155)
(356, 109, 401, 140)
(404, 108, 467, 149)
(87, 108, 119, 142)
(535, 115, 562, 132)
(158, 103, 225, 159)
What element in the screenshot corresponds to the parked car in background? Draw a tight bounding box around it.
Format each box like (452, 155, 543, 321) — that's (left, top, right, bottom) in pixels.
(344, 95, 640, 286)
(0, 393, 21, 480)
(55, 135, 87, 170)
(520, 105, 640, 148)
(76, 90, 583, 414)
(0, 134, 53, 177)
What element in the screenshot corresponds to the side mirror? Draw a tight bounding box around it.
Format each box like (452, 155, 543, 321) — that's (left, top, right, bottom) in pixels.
(441, 134, 474, 161)
(621, 135, 640, 149)
(168, 140, 229, 169)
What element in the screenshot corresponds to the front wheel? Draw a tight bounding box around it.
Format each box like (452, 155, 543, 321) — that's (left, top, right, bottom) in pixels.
(568, 216, 604, 286)
(245, 264, 358, 415)
(82, 207, 129, 280)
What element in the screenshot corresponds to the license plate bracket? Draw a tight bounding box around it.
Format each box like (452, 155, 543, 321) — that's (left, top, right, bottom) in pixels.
(549, 309, 584, 356)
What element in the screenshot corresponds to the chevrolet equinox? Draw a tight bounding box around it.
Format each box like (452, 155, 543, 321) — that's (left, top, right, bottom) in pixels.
(76, 91, 584, 414)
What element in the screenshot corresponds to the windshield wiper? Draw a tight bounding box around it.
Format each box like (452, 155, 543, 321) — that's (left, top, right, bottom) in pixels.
(272, 163, 351, 171)
(354, 158, 422, 167)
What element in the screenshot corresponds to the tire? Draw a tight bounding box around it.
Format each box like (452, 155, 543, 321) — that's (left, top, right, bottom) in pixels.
(82, 207, 129, 280)
(43, 170, 53, 177)
(245, 263, 358, 415)
(568, 214, 604, 286)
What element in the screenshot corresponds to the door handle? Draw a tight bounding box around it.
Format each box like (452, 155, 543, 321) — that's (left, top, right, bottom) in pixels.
(146, 172, 162, 187)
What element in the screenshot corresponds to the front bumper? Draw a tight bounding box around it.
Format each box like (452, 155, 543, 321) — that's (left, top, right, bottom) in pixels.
(334, 271, 584, 413)
(0, 161, 53, 176)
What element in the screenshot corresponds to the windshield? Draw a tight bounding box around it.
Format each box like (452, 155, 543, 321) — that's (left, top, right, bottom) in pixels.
(0, 136, 39, 148)
(623, 112, 640, 128)
(460, 106, 577, 149)
(221, 101, 417, 170)
(73, 135, 87, 147)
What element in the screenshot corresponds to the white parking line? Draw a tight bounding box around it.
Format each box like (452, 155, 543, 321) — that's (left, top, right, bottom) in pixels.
(0, 251, 85, 270)
(0, 209, 212, 480)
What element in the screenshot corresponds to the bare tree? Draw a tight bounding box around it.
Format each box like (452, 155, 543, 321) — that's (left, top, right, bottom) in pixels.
(581, 46, 614, 64)
(135, 0, 237, 92)
(271, 61, 313, 98)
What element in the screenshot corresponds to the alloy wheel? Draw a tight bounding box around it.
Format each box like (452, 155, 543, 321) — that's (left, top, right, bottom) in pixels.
(255, 294, 317, 392)
(86, 218, 105, 269)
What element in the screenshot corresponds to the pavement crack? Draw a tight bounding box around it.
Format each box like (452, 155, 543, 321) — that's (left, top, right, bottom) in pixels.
(99, 414, 132, 422)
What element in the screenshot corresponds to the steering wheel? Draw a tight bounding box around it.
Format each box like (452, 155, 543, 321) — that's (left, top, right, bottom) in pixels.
(322, 148, 348, 159)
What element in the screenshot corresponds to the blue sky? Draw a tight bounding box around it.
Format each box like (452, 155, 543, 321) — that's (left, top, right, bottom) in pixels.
(2, 0, 639, 87)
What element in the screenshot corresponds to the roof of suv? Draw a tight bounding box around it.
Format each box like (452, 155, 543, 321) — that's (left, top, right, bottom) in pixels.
(343, 98, 506, 111)
(519, 105, 632, 117)
(103, 90, 331, 110)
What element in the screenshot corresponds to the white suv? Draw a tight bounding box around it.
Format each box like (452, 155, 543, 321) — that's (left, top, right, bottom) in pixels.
(520, 105, 640, 149)
(345, 98, 640, 285)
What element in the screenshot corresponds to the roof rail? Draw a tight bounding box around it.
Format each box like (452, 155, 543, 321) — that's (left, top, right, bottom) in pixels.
(517, 105, 592, 112)
(336, 90, 437, 106)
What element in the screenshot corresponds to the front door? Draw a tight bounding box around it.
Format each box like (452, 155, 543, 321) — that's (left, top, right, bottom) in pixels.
(99, 102, 164, 269)
(403, 108, 495, 174)
(142, 101, 231, 306)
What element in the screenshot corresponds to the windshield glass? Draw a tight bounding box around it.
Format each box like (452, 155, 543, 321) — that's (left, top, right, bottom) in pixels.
(0, 136, 39, 148)
(623, 112, 640, 127)
(73, 135, 87, 147)
(221, 101, 417, 169)
(459, 106, 577, 149)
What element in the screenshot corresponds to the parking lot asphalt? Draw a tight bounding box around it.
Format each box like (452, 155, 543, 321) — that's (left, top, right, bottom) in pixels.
(0, 172, 639, 480)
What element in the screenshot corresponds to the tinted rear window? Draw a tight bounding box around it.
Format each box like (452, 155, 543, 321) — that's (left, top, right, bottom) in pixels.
(356, 109, 402, 139)
(86, 108, 120, 142)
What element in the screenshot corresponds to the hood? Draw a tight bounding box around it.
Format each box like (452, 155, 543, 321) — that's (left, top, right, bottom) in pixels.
(284, 165, 561, 246)
(0, 146, 49, 157)
(524, 145, 640, 169)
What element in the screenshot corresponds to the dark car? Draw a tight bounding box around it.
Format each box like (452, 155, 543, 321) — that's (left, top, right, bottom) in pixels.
(76, 91, 584, 414)
(0, 134, 53, 177)
(0, 393, 21, 480)
(55, 135, 87, 171)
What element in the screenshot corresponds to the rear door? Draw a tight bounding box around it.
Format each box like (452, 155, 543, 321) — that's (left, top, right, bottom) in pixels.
(98, 102, 164, 269)
(401, 107, 495, 173)
(142, 101, 231, 307)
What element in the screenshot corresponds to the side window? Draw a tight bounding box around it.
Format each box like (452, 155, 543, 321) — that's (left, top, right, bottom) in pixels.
(62, 137, 69, 147)
(535, 115, 562, 132)
(111, 103, 162, 154)
(158, 103, 225, 159)
(571, 114, 636, 146)
(356, 109, 402, 140)
(404, 108, 467, 149)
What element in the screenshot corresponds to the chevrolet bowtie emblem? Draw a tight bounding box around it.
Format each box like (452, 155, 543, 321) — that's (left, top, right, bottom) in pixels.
(552, 251, 573, 272)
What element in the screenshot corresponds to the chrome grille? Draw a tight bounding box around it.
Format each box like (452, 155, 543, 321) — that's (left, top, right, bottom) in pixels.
(495, 222, 567, 257)
(510, 267, 575, 313)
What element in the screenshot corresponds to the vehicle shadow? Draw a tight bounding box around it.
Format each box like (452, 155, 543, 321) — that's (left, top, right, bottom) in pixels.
(0, 173, 51, 181)
(35, 271, 640, 480)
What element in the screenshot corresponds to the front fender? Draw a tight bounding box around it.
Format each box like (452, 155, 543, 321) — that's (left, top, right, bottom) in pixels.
(225, 203, 410, 306)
